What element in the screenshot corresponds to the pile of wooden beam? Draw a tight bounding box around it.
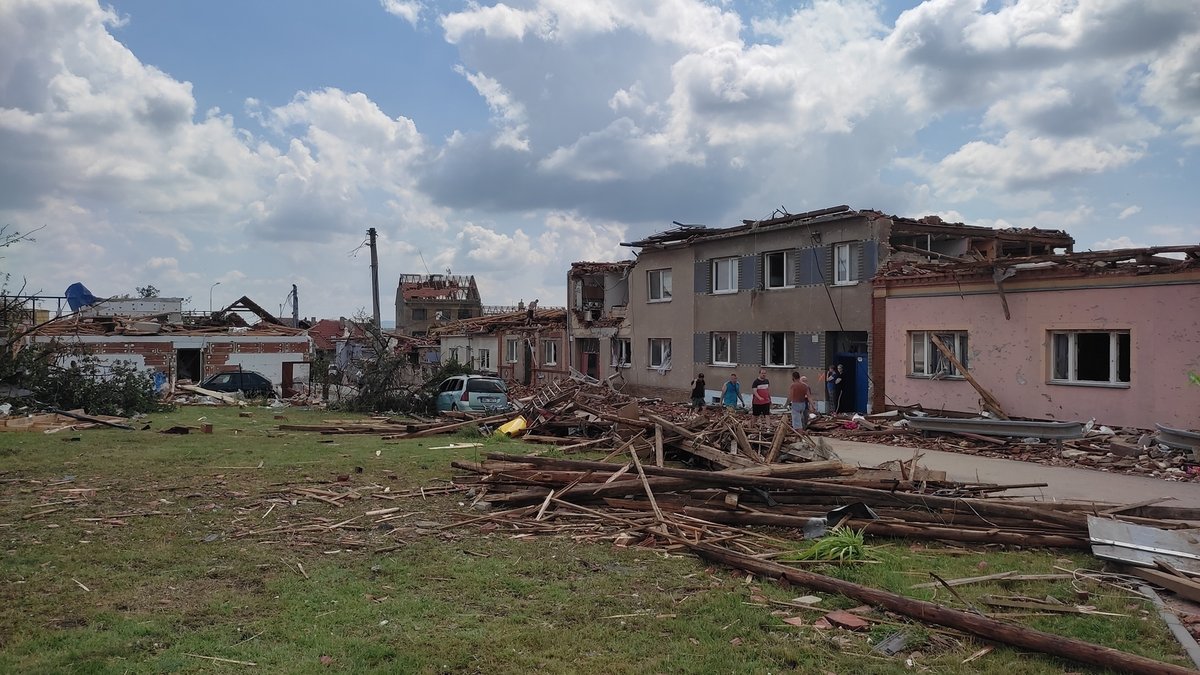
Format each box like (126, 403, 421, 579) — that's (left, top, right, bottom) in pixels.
(0, 410, 132, 433)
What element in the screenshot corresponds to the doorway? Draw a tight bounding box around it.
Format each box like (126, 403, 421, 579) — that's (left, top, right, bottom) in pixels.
(577, 338, 600, 380)
(176, 348, 202, 383)
(834, 352, 868, 414)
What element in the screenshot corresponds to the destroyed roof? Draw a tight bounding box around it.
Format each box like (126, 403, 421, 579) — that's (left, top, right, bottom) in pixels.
(878, 244, 1200, 282)
(307, 318, 370, 351)
(426, 308, 567, 336)
(26, 314, 305, 338)
(622, 205, 1075, 251)
(381, 331, 439, 348)
(569, 260, 635, 275)
(398, 274, 480, 302)
(220, 296, 283, 325)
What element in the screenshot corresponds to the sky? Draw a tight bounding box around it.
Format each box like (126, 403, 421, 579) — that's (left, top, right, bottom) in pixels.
(2, 0, 1199, 322)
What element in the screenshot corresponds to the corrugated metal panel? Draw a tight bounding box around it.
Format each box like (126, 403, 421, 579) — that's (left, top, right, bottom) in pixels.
(693, 332, 710, 364)
(796, 333, 822, 367)
(693, 260, 709, 294)
(739, 255, 758, 291)
(738, 332, 761, 366)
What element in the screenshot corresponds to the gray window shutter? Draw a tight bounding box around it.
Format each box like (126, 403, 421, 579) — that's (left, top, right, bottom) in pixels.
(738, 255, 758, 291)
(738, 332, 761, 366)
(792, 248, 802, 286)
(693, 260, 709, 294)
(796, 333, 822, 367)
(798, 246, 828, 285)
(864, 241, 880, 278)
(693, 332, 710, 364)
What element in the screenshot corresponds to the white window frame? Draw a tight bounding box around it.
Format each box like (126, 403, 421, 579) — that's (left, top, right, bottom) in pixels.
(478, 348, 490, 370)
(763, 332, 794, 368)
(833, 243, 859, 286)
(505, 338, 519, 363)
(763, 251, 794, 290)
(711, 257, 738, 294)
(711, 332, 736, 366)
(1049, 330, 1130, 386)
(908, 331, 968, 378)
(648, 338, 671, 369)
(542, 340, 559, 366)
(648, 269, 672, 302)
(612, 338, 632, 368)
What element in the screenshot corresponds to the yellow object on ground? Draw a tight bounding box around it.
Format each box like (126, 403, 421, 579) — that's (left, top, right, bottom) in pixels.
(495, 416, 527, 437)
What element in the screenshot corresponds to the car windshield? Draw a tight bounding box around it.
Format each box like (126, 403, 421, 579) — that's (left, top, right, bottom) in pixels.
(465, 379, 506, 394)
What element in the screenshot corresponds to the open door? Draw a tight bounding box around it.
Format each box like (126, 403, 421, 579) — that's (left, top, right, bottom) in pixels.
(176, 348, 202, 383)
(835, 352, 869, 414)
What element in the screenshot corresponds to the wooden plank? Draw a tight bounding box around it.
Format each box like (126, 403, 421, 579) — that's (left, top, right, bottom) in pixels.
(929, 333, 1008, 419)
(1127, 567, 1200, 604)
(653, 425, 664, 468)
(765, 417, 788, 463)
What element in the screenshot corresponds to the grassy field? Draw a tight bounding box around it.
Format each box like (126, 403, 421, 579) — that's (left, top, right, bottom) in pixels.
(0, 406, 1189, 673)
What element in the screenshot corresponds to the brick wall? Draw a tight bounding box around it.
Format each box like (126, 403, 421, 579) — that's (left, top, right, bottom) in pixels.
(870, 282, 887, 412)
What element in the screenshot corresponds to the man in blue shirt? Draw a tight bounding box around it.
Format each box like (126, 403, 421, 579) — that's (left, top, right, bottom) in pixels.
(722, 373, 744, 409)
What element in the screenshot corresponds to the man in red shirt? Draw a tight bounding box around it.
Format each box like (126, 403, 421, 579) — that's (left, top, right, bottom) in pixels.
(787, 371, 814, 430)
(750, 368, 771, 416)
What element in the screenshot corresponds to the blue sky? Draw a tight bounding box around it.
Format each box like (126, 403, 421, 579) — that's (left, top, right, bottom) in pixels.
(2, 0, 1198, 320)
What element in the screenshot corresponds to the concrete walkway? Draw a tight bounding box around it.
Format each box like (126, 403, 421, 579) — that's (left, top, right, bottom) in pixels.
(825, 438, 1200, 509)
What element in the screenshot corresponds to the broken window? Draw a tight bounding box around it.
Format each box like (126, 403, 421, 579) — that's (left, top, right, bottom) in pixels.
(648, 269, 672, 302)
(763, 251, 794, 289)
(458, 308, 473, 319)
(908, 331, 968, 378)
(711, 257, 738, 293)
(478, 349, 490, 370)
(1050, 331, 1130, 385)
(648, 338, 671, 370)
(764, 332, 793, 367)
(611, 338, 632, 367)
(833, 243, 860, 285)
(505, 338, 519, 363)
(711, 332, 736, 365)
(542, 340, 559, 366)
(411, 308, 427, 320)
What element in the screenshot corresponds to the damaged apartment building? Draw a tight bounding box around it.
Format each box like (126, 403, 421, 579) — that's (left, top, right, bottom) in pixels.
(566, 261, 634, 382)
(874, 245, 1200, 430)
(431, 307, 569, 385)
(394, 274, 482, 336)
(607, 205, 1073, 411)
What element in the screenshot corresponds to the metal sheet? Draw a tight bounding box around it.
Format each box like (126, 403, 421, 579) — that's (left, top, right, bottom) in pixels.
(1087, 516, 1200, 574)
(1156, 423, 1200, 459)
(903, 415, 1084, 439)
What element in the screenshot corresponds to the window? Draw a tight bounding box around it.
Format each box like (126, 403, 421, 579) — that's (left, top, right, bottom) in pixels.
(763, 251, 794, 289)
(648, 338, 671, 369)
(411, 308, 427, 320)
(542, 340, 559, 366)
(764, 332, 793, 367)
(711, 332, 736, 366)
(477, 348, 490, 370)
(712, 257, 738, 293)
(834, 243, 860, 285)
(1050, 331, 1130, 385)
(909, 331, 968, 378)
(648, 269, 672, 302)
(458, 308, 473, 319)
(449, 347, 460, 362)
(612, 338, 632, 367)
(505, 338, 519, 363)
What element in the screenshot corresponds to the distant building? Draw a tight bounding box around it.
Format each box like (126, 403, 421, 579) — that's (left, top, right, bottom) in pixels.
(394, 274, 482, 336)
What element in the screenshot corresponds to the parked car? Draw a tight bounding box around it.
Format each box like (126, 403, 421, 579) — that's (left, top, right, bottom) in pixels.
(435, 375, 509, 412)
(200, 370, 276, 399)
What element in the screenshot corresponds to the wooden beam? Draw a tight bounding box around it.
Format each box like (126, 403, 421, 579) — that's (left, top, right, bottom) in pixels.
(687, 542, 1194, 675)
(929, 333, 1009, 419)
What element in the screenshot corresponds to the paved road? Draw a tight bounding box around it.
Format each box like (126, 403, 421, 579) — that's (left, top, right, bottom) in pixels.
(825, 438, 1200, 509)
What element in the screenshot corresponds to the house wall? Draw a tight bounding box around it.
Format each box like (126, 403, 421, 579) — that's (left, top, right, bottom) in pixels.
(34, 335, 311, 388)
(624, 246, 695, 399)
(879, 272, 1200, 429)
(496, 328, 568, 384)
(439, 334, 499, 373)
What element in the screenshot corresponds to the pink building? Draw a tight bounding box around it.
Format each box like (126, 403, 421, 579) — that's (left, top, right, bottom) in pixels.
(873, 246, 1200, 430)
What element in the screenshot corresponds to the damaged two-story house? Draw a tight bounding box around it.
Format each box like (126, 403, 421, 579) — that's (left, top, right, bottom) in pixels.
(394, 274, 482, 336)
(616, 206, 1073, 411)
(566, 261, 634, 382)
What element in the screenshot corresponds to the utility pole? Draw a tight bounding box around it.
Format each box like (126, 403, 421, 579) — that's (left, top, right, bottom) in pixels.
(291, 284, 299, 326)
(367, 227, 381, 328)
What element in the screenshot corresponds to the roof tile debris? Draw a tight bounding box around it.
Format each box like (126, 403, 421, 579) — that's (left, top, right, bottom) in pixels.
(428, 308, 567, 336)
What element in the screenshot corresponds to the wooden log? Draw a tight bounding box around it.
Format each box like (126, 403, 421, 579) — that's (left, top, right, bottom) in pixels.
(43, 407, 133, 430)
(686, 542, 1194, 675)
(765, 417, 788, 463)
(654, 425, 664, 468)
(382, 413, 510, 439)
(929, 333, 1008, 419)
(484, 453, 856, 480)
(682, 508, 1088, 548)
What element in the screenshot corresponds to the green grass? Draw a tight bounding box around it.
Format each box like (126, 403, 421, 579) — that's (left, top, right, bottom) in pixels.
(0, 406, 1189, 673)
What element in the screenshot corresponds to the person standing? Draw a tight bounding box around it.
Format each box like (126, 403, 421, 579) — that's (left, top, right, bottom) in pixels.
(825, 364, 838, 413)
(690, 373, 707, 410)
(833, 363, 846, 413)
(721, 373, 743, 409)
(788, 372, 814, 430)
(750, 368, 772, 416)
